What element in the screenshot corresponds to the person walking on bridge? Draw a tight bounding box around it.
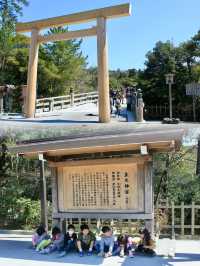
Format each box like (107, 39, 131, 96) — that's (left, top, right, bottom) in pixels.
(115, 98, 121, 117)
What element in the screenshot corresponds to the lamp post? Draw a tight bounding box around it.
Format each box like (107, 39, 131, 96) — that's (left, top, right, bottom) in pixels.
(165, 73, 174, 119)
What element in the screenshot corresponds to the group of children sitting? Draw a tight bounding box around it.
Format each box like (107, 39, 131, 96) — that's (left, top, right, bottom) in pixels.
(32, 224, 156, 258)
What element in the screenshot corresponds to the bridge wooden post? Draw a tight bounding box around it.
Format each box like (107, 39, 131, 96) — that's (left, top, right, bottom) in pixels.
(97, 17, 110, 123)
(0, 93, 3, 113)
(26, 28, 39, 118)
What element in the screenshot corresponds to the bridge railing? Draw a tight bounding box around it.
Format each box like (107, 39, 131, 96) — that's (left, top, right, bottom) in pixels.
(36, 91, 98, 113)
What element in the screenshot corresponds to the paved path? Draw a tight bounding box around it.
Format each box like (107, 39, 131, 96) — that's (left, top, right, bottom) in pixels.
(0, 234, 200, 266)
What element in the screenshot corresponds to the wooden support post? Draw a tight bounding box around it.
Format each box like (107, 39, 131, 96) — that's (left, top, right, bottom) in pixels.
(60, 218, 66, 233)
(191, 201, 195, 236)
(196, 137, 200, 176)
(52, 218, 60, 228)
(26, 28, 39, 118)
(193, 95, 196, 122)
(145, 219, 154, 236)
(144, 161, 154, 235)
(70, 89, 74, 106)
(21, 85, 27, 116)
(144, 162, 153, 214)
(50, 99, 54, 112)
(181, 202, 184, 237)
(51, 167, 59, 227)
(171, 201, 175, 239)
(97, 218, 101, 231)
(0, 94, 3, 113)
(39, 157, 48, 231)
(97, 17, 110, 123)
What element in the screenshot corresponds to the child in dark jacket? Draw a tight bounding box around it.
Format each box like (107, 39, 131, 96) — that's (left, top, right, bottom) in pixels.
(58, 224, 77, 257)
(136, 228, 156, 256)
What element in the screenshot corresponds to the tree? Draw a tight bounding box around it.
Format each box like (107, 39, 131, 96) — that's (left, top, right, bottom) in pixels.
(109, 68, 138, 90)
(139, 41, 176, 105)
(0, 0, 29, 82)
(37, 27, 87, 97)
(0, 0, 29, 24)
(139, 36, 200, 107)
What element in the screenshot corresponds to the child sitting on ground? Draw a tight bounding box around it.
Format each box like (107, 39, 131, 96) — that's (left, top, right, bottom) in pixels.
(97, 226, 118, 258)
(40, 226, 64, 254)
(136, 228, 156, 256)
(58, 224, 77, 257)
(77, 224, 96, 257)
(32, 225, 49, 248)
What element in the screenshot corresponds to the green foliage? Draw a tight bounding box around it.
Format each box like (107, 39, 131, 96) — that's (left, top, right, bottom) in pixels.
(0, 0, 29, 25)
(109, 68, 138, 91)
(140, 30, 200, 106)
(0, 0, 29, 82)
(0, 136, 52, 229)
(154, 147, 200, 204)
(37, 27, 87, 97)
(15, 198, 41, 229)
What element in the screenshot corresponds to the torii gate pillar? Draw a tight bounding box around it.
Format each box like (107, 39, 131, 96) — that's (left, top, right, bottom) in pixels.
(97, 17, 110, 123)
(26, 29, 39, 118)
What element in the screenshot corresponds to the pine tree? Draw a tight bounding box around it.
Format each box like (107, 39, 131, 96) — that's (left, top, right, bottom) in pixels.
(0, 0, 28, 77)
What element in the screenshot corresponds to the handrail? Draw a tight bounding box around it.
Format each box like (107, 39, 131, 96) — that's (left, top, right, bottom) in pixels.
(36, 91, 98, 113)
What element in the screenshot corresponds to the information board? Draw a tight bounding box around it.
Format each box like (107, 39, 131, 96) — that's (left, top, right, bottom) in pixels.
(57, 161, 143, 212)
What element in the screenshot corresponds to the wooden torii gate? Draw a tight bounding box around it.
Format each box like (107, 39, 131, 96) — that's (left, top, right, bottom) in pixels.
(16, 3, 131, 122)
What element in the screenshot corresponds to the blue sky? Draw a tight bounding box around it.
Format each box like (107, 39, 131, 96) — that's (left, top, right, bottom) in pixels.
(20, 0, 200, 70)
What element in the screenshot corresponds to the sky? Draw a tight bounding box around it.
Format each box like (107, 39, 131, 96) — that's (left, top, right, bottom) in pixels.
(20, 0, 200, 70)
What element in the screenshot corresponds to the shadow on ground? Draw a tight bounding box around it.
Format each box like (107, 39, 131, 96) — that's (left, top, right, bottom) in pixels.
(0, 118, 99, 124)
(0, 239, 200, 266)
(121, 252, 200, 266)
(0, 240, 103, 265)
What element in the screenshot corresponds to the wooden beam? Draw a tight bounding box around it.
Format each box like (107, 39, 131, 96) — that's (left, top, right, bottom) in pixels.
(16, 3, 131, 33)
(25, 28, 39, 118)
(53, 212, 153, 220)
(38, 27, 97, 43)
(97, 17, 110, 122)
(9, 140, 176, 158)
(46, 141, 175, 157)
(48, 155, 152, 168)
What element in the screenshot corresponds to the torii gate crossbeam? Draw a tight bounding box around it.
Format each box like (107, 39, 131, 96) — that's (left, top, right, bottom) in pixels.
(16, 3, 131, 122)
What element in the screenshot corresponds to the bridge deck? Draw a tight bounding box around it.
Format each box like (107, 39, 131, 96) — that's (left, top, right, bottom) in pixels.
(0, 103, 132, 130)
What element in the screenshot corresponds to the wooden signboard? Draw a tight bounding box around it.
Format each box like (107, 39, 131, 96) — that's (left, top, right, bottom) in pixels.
(57, 158, 145, 213)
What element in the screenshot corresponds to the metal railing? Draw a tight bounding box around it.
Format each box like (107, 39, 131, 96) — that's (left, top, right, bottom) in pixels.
(36, 91, 98, 113)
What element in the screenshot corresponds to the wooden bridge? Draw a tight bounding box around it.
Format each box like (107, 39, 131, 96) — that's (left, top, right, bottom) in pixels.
(36, 91, 98, 113)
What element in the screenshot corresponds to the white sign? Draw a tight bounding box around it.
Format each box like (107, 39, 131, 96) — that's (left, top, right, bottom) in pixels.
(38, 153, 44, 161)
(186, 83, 200, 96)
